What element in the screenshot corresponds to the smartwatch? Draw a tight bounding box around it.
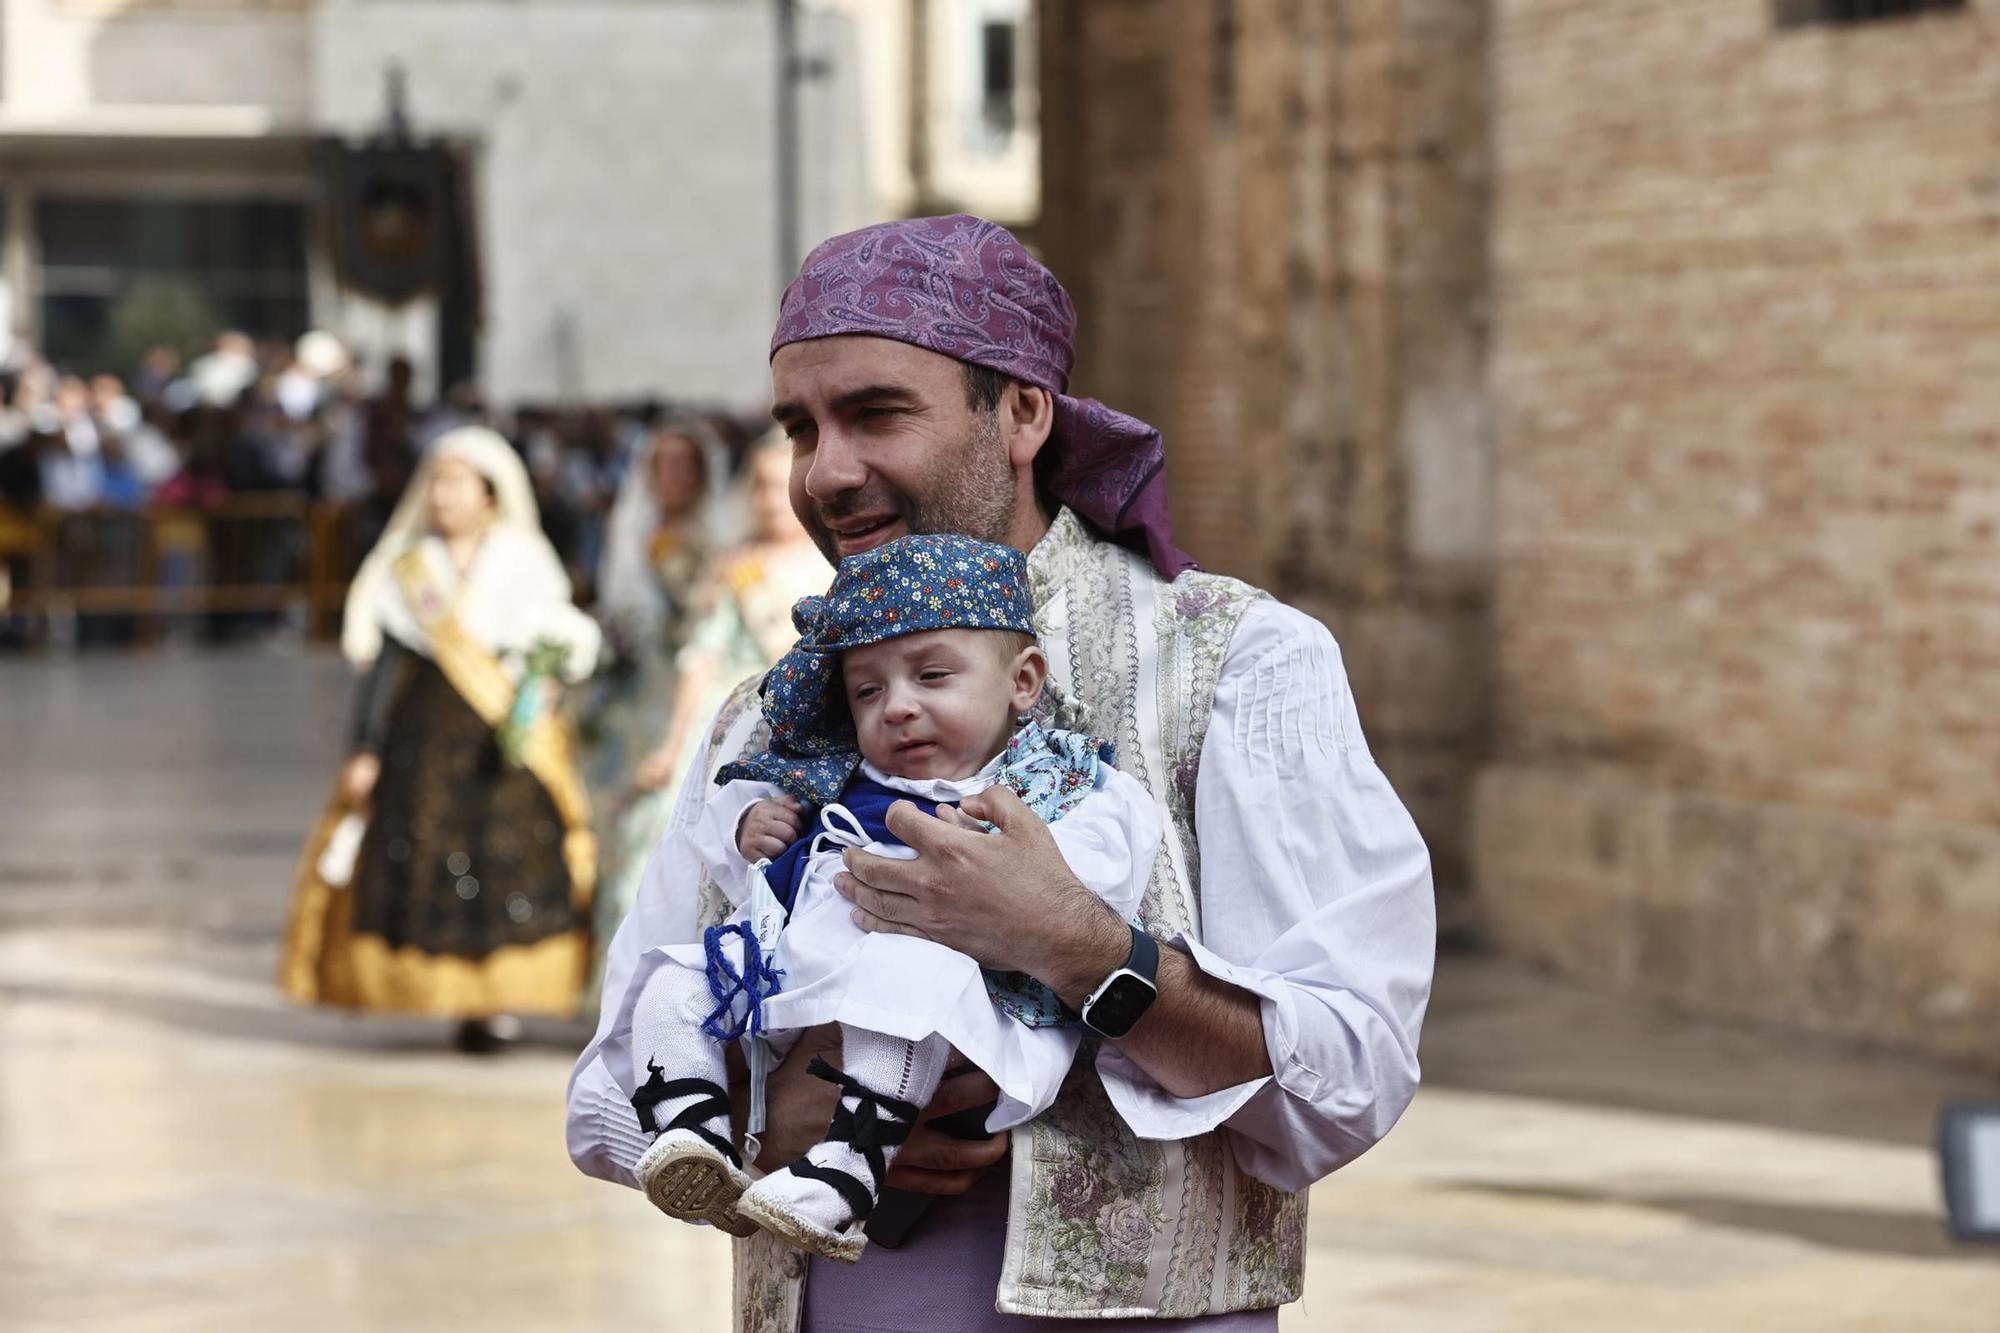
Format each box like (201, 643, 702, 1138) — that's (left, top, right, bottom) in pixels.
(1079, 924, 1160, 1040)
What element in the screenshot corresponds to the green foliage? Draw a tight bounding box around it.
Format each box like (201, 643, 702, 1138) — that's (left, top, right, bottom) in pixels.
(106, 276, 223, 375)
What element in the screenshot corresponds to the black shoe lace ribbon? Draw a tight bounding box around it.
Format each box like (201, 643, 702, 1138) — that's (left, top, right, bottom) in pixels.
(785, 1056, 924, 1227)
(630, 1060, 742, 1170)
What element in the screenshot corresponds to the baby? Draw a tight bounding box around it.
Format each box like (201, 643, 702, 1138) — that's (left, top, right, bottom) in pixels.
(621, 534, 1162, 1262)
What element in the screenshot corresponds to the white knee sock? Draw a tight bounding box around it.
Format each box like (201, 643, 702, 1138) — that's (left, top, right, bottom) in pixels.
(838, 1025, 949, 1109)
(628, 956, 733, 1151)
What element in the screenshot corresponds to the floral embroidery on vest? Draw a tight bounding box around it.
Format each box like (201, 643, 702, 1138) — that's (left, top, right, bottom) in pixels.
(1226, 1177, 1308, 1308)
(1016, 1056, 1169, 1311)
(1002, 512, 1297, 1320)
(692, 685, 805, 1333)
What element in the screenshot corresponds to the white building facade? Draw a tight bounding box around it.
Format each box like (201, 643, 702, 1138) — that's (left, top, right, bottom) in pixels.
(0, 0, 870, 408)
(808, 0, 1037, 230)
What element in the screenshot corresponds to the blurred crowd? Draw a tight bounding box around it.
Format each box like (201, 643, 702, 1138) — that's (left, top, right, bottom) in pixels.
(0, 330, 776, 634)
(2, 327, 834, 1003)
(1, 330, 376, 518)
(0, 324, 839, 1038)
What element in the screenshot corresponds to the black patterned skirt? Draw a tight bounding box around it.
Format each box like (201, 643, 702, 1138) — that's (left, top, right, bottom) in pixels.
(282, 657, 594, 1017)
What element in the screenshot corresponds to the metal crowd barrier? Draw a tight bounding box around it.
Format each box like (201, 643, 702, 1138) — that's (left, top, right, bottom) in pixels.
(0, 497, 367, 644)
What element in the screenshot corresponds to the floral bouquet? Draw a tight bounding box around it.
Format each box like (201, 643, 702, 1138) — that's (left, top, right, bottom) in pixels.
(498, 639, 572, 767)
(497, 605, 603, 767)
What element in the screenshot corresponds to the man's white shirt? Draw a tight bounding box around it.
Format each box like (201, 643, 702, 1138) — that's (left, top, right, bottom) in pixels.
(567, 598, 1436, 1195)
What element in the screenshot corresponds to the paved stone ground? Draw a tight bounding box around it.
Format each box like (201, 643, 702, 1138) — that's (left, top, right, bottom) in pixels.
(3, 649, 1997, 1331)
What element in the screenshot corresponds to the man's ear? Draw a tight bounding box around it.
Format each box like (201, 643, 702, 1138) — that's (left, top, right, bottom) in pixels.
(1010, 644, 1050, 714)
(1000, 381, 1056, 470)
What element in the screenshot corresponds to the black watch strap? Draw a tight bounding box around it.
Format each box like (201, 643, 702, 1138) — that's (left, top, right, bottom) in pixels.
(1125, 925, 1159, 985)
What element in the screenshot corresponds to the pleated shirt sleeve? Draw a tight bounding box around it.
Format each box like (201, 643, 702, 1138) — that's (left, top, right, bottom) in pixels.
(565, 699, 764, 1188)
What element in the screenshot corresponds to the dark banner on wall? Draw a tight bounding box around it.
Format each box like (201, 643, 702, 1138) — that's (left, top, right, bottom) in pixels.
(314, 140, 460, 305)
(313, 137, 481, 388)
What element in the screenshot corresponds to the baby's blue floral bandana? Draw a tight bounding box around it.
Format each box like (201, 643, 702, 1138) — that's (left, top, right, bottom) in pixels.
(717, 534, 1039, 804)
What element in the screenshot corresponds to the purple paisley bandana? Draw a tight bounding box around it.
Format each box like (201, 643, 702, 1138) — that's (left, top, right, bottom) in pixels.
(771, 214, 1196, 578)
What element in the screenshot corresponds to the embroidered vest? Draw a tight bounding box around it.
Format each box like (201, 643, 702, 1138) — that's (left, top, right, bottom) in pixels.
(696, 512, 1301, 1330)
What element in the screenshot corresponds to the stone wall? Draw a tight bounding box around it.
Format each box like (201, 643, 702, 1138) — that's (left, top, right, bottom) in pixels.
(1480, 0, 2000, 1066)
(1039, 0, 1494, 915)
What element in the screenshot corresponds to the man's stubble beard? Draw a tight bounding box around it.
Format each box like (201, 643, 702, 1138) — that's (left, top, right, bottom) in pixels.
(805, 407, 1016, 563)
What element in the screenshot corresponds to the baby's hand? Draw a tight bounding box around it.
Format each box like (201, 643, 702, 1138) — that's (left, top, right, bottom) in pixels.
(738, 796, 808, 862)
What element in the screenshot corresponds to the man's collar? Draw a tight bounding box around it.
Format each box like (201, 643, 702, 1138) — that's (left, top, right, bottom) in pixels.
(1027, 507, 1093, 609)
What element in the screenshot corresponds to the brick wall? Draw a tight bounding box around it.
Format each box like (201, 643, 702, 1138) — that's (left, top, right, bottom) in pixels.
(1040, 0, 1495, 914)
(1480, 0, 2000, 1066)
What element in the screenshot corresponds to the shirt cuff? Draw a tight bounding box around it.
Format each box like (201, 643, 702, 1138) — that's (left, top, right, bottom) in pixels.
(1096, 1043, 1271, 1141)
(1176, 931, 1325, 1104)
(702, 781, 772, 905)
(730, 797, 763, 848)
(567, 1062, 652, 1190)
(1093, 930, 1311, 1141)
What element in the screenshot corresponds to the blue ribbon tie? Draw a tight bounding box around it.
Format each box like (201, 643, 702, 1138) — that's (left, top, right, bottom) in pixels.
(700, 922, 785, 1042)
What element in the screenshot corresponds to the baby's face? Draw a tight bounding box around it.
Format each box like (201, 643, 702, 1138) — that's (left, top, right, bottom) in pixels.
(841, 628, 1035, 782)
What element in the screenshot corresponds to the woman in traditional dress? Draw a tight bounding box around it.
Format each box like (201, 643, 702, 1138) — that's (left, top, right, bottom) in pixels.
(636, 434, 830, 800)
(589, 435, 828, 969)
(580, 420, 730, 991)
(282, 426, 602, 1051)
(595, 419, 728, 665)
(584, 419, 729, 811)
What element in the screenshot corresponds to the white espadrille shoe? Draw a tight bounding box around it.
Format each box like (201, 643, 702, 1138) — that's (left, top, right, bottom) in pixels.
(630, 1064, 759, 1238)
(732, 1055, 923, 1265)
(735, 1174, 869, 1263)
(637, 1130, 759, 1238)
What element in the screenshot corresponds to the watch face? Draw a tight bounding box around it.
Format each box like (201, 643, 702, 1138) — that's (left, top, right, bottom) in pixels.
(1087, 973, 1156, 1039)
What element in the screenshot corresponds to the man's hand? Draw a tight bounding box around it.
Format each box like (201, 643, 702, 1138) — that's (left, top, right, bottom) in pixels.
(736, 1026, 1008, 1194)
(837, 785, 1127, 991)
(735, 1024, 843, 1171)
(738, 796, 808, 861)
(882, 1065, 1010, 1195)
